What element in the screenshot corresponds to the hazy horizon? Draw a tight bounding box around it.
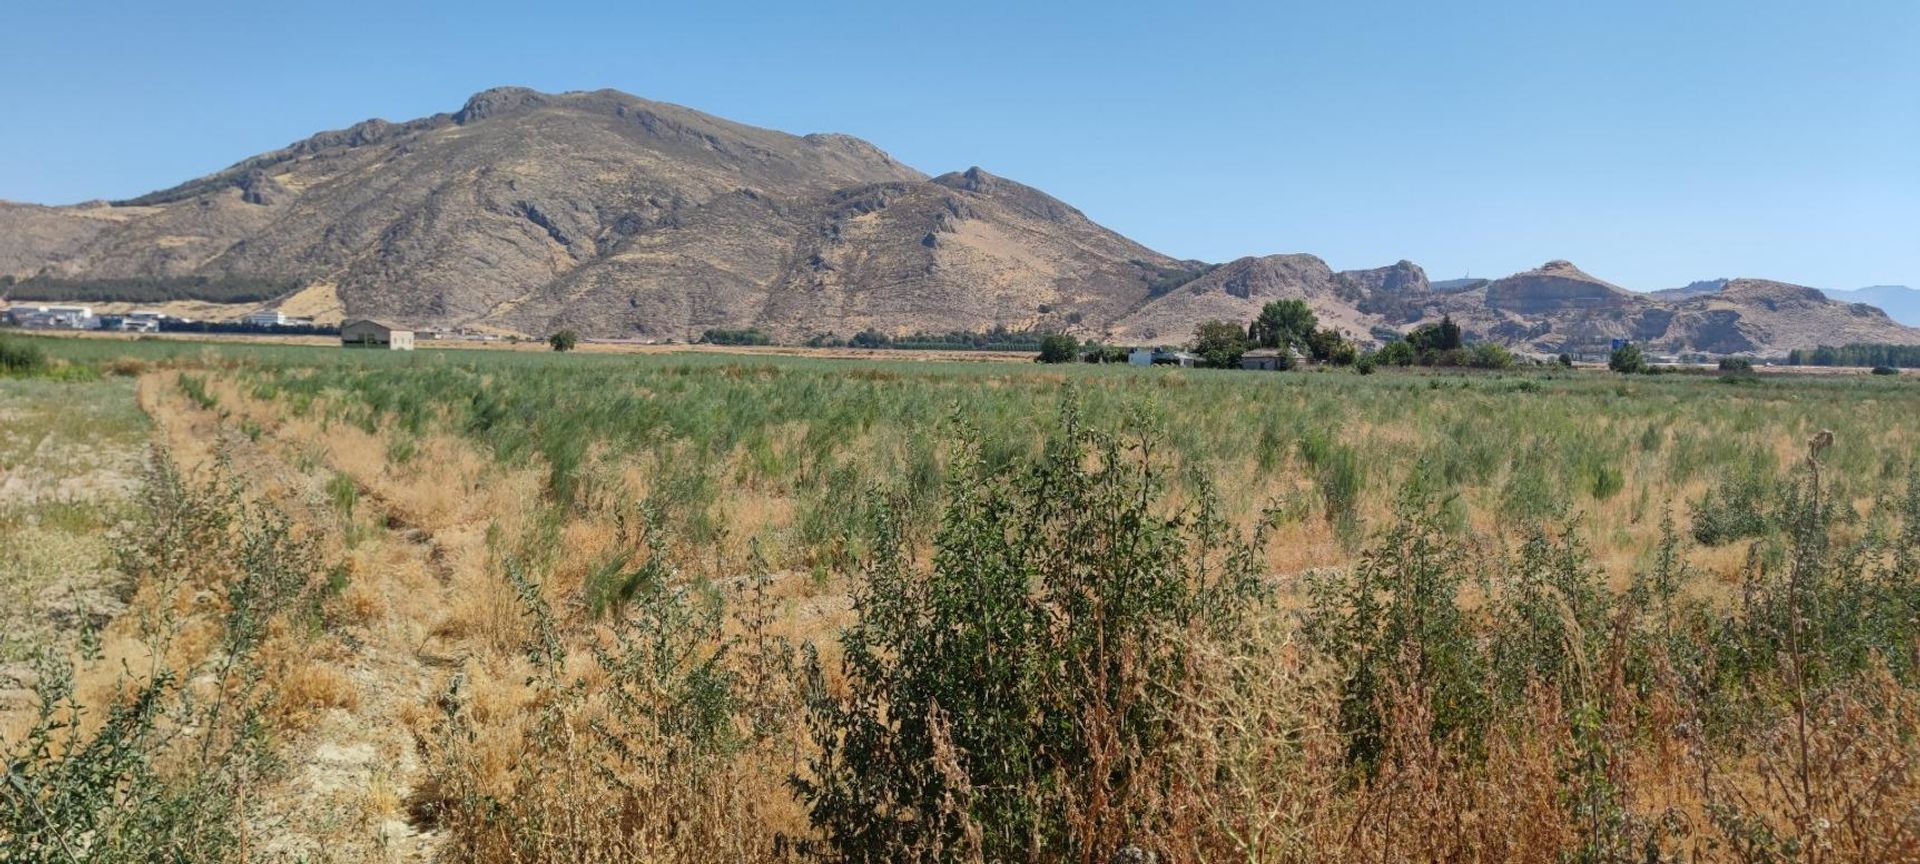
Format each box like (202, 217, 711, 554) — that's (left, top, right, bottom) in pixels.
(2, 0, 1913, 292)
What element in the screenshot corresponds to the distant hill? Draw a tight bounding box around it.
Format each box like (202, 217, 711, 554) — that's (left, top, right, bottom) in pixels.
(2, 85, 1917, 355)
(1111, 257, 1919, 356)
(1822, 285, 1920, 327)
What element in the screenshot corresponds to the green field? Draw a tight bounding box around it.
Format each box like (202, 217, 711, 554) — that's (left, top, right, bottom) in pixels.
(5, 332, 1920, 862)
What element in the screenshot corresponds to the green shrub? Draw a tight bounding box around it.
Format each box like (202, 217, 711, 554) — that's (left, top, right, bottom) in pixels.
(1303, 493, 1484, 764)
(1608, 343, 1648, 374)
(1377, 339, 1416, 366)
(0, 335, 49, 375)
(1872, 365, 1899, 376)
(548, 330, 579, 352)
(1191, 319, 1249, 368)
(176, 373, 218, 410)
(1250, 299, 1316, 351)
(699, 327, 772, 346)
(2, 451, 322, 860)
(1469, 342, 1514, 369)
(799, 397, 1266, 863)
(1035, 333, 1078, 364)
(1691, 464, 1776, 545)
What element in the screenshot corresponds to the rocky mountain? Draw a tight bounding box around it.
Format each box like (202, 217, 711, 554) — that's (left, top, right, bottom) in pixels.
(0, 87, 1196, 340)
(1823, 285, 1920, 327)
(2, 86, 1917, 355)
(1117, 256, 1919, 356)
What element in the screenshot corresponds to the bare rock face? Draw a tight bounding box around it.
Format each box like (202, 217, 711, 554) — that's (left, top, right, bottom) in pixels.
(1337, 259, 1429, 295)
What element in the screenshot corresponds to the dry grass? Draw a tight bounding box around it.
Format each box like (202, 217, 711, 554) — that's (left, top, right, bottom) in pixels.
(14, 344, 1920, 863)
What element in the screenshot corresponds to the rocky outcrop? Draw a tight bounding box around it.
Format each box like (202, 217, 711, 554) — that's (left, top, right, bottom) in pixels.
(1108, 254, 1390, 341)
(1337, 260, 1429, 295)
(1484, 260, 1640, 314)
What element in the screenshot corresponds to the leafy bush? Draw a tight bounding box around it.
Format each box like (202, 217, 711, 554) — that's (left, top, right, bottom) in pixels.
(1250, 299, 1316, 351)
(1718, 356, 1754, 373)
(547, 330, 579, 352)
(1191, 319, 1250, 368)
(1691, 464, 1776, 545)
(1872, 365, 1900, 376)
(1609, 343, 1648, 374)
(2, 451, 323, 860)
(1079, 343, 1129, 364)
(176, 373, 218, 410)
(1405, 315, 1463, 353)
(1303, 495, 1483, 763)
(1469, 342, 1514, 369)
(1307, 327, 1358, 365)
(0, 335, 50, 375)
(699, 327, 772, 346)
(1036, 332, 1078, 364)
(799, 398, 1267, 863)
(1377, 339, 1417, 366)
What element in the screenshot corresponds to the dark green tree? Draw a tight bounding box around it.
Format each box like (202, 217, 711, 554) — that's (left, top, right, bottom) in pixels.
(1307, 328, 1357, 365)
(1608, 343, 1647, 374)
(1406, 315, 1463, 353)
(1193, 319, 1251, 368)
(1036, 333, 1078, 364)
(1249, 299, 1317, 350)
(547, 330, 579, 352)
(1377, 340, 1417, 366)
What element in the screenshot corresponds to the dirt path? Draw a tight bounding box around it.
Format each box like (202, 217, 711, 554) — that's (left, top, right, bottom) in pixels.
(140, 372, 477, 862)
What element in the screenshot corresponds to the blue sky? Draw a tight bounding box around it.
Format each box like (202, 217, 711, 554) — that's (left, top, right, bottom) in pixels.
(2, 0, 1914, 290)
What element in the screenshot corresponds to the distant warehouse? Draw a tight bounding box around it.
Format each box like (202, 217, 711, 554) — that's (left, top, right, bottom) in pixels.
(340, 319, 415, 350)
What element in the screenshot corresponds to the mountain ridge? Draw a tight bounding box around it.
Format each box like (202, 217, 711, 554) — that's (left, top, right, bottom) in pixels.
(1822, 285, 1920, 327)
(2, 86, 1916, 355)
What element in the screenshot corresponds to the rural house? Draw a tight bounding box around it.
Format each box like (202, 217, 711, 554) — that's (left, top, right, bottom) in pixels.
(245, 308, 288, 328)
(1128, 347, 1200, 367)
(1240, 348, 1294, 371)
(340, 319, 415, 350)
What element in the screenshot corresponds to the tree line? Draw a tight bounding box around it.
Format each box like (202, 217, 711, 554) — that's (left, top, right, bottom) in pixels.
(1039, 300, 1513, 371)
(1787, 343, 1920, 369)
(1, 275, 300, 305)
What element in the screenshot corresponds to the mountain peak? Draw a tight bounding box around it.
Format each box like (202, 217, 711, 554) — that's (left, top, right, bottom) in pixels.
(931, 166, 1000, 193)
(454, 86, 551, 124)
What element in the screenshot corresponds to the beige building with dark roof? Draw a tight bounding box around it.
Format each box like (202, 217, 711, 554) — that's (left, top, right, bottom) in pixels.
(340, 319, 415, 350)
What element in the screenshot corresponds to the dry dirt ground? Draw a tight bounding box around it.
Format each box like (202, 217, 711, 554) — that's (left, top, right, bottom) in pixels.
(137, 370, 471, 862)
(0, 376, 146, 713)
